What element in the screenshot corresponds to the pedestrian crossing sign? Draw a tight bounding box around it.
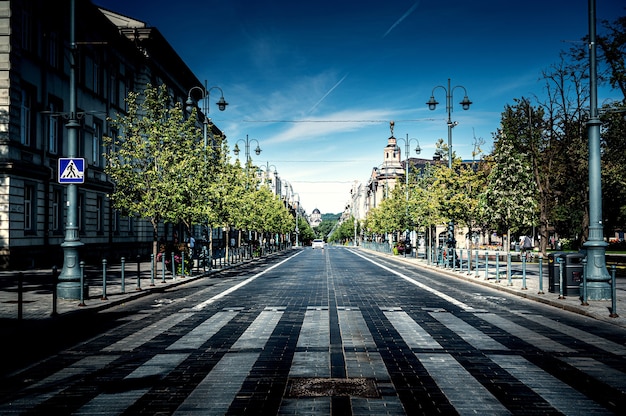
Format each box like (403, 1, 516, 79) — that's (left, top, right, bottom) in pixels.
(58, 158, 85, 184)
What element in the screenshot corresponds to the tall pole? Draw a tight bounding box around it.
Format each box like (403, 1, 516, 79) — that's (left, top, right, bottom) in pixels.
(57, 0, 84, 299)
(397, 134, 420, 241)
(583, 0, 611, 299)
(427, 79, 472, 267)
(293, 193, 300, 247)
(186, 83, 228, 275)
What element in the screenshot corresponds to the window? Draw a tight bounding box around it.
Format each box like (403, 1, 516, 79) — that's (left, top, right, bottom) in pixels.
(82, 55, 101, 94)
(21, 9, 33, 52)
(93, 60, 101, 95)
(110, 73, 118, 106)
(92, 121, 102, 167)
(46, 32, 60, 69)
(112, 209, 119, 235)
(47, 100, 62, 154)
(24, 184, 36, 234)
(84, 55, 94, 91)
(51, 189, 62, 234)
(96, 196, 104, 234)
(20, 89, 33, 146)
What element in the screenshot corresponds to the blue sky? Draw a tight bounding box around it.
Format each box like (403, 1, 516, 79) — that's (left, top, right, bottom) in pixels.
(94, 0, 623, 215)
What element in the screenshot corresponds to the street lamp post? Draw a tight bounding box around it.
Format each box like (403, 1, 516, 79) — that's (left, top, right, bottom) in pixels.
(427, 78, 472, 267)
(233, 135, 262, 166)
(293, 192, 300, 247)
(396, 134, 421, 255)
(186, 81, 228, 271)
(259, 162, 279, 194)
(185, 81, 228, 151)
(584, 0, 611, 300)
(57, 0, 82, 299)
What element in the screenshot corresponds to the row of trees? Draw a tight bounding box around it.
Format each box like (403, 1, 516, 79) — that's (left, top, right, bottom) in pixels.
(103, 84, 299, 262)
(363, 15, 626, 253)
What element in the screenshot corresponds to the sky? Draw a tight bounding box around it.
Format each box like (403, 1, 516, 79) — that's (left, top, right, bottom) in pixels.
(93, 0, 623, 215)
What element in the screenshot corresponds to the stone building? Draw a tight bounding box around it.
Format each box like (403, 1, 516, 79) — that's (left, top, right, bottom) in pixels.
(0, 0, 219, 268)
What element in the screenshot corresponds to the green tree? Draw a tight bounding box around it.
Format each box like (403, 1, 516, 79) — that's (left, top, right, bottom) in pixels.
(480, 129, 537, 251)
(104, 84, 207, 262)
(601, 100, 626, 235)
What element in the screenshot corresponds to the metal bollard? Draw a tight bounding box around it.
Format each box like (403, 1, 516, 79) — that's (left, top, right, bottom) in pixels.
(171, 252, 176, 279)
(581, 257, 588, 305)
(51, 266, 58, 317)
(101, 259, 108, 300)
(79, 261, 86, 306)
(181, 252, 186, 277)
(521, 254, 527, 290)
(507, 252, 512, 286)
(475, 250, 479, 277)
(17, 272, 23, 320)
(538, 254, 544, 294)
(610, 265, 619, 318)
(121, 257, 126, 293)
(558, 257, 565, 299)
(161, 253, 166, 283)
(459, 249, 464, 273)
(484, 252, 489, 280)
(136, 255, 142, 291)
(451, 249, 456, 272)
(495, 252, 500, 283)
(150, 254, 155, 286)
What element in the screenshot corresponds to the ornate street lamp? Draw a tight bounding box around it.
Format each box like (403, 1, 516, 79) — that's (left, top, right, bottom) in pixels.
(233, 135, 262, 166)
(395, 134, 421, 256)
(185, 82, 227, 268)
(258, 162, 279, 194)
(427, 78, 472, 267)
(57, 0, 82, 299)
(293, 192, 300, 247)
(584, 0, 611, 300)
(185, 82, 228, 150)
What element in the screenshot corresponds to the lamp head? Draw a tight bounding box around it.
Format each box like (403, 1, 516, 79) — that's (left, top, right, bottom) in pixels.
(254, 145, 262, 155)
(415, 145, 421, 155)
(427, 96, 438, 111)
(460, 95, 472, 110)
(185, 96, 195, 113)
(233, 144, 240, 155)
(216, 96, 229, 111)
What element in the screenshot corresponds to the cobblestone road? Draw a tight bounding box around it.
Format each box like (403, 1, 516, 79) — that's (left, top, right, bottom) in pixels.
(1, 247, 625, 415)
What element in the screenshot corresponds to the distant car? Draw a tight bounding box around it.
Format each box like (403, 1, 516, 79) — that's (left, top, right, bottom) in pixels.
(312, 239, 324, 249)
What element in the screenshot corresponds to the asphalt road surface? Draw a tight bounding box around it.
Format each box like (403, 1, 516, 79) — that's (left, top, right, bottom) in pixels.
(1, 246, 625, 415)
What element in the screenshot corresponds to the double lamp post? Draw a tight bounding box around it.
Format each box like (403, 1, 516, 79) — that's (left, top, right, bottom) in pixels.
(426, 78, 472, 265)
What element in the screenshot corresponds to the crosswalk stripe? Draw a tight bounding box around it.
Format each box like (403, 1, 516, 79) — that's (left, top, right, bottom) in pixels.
(384, 309, 443, 350)
(519, 313, 626, 356)
(417, 353, 510, 415)
(478, 313, 575, 353)
(167, 311, 238, 350)
(430, 312, 507, 351)
(76, 353, 189, 415)
(103, 312, 194, 352)
(231, 309, 283, 350)
(490, 354, 611, 415)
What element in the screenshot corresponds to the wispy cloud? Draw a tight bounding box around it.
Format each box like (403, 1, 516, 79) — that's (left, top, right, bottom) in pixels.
(383, 1, 421, 38)
(308, 73, 349, 114)
(263, 108, 399, 145)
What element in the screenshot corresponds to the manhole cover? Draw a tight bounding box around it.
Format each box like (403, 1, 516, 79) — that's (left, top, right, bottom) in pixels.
(287, 377, 379, 398)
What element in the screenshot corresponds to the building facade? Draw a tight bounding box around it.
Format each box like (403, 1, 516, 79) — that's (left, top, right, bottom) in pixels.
(0, 0, 216, 269)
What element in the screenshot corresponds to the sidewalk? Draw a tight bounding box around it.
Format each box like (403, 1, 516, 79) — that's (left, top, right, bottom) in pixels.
(384, 249, 626, 329)
(0, 257, 237, 323)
